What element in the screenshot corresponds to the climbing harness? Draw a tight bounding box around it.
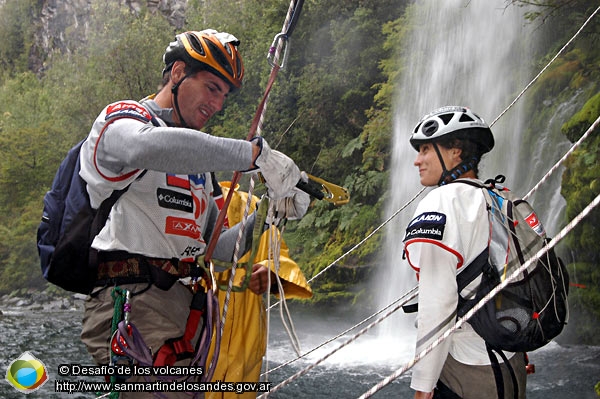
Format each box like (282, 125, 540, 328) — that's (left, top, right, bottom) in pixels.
(153, 290, 207, 368)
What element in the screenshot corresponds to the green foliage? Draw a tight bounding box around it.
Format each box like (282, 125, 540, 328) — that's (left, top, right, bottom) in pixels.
(562, 91, 600, 142)
(0, 0, 40, 79)
(558, 84, 600, 344)
(0, 0, 598, 335)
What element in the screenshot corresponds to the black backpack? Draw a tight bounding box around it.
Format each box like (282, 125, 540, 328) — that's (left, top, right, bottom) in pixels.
(455, 176, 569, 353)
(36, 140, 141, 294)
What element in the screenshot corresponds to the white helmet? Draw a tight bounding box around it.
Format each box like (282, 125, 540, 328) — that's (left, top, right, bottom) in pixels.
(410, 106, 494, 153)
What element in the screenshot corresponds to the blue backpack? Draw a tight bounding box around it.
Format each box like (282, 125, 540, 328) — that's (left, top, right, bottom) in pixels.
(37, 140, 137, 294)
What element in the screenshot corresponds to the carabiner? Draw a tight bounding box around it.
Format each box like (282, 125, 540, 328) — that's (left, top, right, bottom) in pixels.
(267, 33, 290, 69)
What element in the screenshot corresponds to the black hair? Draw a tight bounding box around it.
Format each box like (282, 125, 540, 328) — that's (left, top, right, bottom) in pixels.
(434, 134, 485, 177)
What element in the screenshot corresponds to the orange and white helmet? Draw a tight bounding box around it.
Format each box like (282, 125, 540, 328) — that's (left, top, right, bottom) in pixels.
(163, 29, 244, 90)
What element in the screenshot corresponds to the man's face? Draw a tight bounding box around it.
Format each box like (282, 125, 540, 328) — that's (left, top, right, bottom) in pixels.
(176, 69, 231, 129)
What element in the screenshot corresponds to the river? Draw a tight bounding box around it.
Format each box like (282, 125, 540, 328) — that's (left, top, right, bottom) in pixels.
(1, 301, 599, 398)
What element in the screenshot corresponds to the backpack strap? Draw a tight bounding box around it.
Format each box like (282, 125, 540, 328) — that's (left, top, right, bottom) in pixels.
(486, 343, 519, 399)
(88, 113, 160, 273)
(451, 175, 506, 190)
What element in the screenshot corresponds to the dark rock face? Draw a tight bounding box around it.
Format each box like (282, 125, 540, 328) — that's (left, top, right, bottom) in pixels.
(30, 0, 188, 73)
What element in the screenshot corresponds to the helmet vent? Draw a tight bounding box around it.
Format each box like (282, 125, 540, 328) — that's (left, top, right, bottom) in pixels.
(224, 43, 233, 57)
(207, 41, 234, 76)
(439, 113, 454, 125)
(422, 120, 439, 136)
(459, 113, 475, 122)
(188, 35, 205, 56)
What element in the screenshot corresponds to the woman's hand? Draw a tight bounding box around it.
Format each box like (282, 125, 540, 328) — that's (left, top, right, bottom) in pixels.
(248, 264, 275, 295)
(414, 391, 434, 399)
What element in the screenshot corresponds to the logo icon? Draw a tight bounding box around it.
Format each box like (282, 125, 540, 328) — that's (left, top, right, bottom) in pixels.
(5, 352, 49, 393)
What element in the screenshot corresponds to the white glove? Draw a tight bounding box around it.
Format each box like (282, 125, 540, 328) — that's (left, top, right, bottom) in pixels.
(272, 187, 311, 221)
(251, 137, 301, 200)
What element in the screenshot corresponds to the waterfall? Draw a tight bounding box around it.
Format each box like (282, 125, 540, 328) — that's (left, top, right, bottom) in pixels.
(373, 0, 570, 361)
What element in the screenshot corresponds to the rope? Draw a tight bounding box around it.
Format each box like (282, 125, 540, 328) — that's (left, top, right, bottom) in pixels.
(524, 115, 600, 201)
(306, 187, 427, 286)
(489, 4, 600, 127)
(210, 0, 306, 386)
(262, 286, 418, 377)
(264, 221, 304, 388)
(258, 287, 419, 398)
(269, 223, 303, 357)
(357, 191, 600, 399)
(261, 4, 600, 395)
(219, 180, 256, 336)
(193, 288, 220, 382)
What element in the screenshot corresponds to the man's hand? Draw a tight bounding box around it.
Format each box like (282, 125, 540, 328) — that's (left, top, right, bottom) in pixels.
(266, 186, 310, 225)
(251, 137, 301, 200)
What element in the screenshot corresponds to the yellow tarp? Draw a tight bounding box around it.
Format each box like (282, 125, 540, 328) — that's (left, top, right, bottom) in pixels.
(206, 183, 312, 399)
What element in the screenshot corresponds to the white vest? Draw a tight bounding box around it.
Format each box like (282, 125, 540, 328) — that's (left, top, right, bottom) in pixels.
(79, 100, 214, 262)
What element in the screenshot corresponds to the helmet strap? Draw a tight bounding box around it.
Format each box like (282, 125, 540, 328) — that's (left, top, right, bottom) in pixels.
(431, 142, 451, 186)
(432, 142, 479, 186)
(171, 74, 191, 128)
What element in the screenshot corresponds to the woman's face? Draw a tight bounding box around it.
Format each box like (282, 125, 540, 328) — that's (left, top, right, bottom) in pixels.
(413, 142, 462, 186)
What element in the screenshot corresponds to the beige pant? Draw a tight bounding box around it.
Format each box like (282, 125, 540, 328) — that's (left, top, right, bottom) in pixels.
(439, 352, 527, 399)
(81, 282, 203, 399)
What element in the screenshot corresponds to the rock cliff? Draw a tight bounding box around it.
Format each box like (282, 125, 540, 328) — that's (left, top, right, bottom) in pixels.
(31, 0, 188, 72)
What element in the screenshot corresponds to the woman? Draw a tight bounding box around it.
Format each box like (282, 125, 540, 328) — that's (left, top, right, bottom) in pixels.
(403, 106, 527, 398)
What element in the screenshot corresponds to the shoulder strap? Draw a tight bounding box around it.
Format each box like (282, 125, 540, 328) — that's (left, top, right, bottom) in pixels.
(457, 248, 489, 293)
(451, 178, 486, 189)
(88, 114, 159, 268)
(486, 343, 519, 399)
(450, 175, 507, 190)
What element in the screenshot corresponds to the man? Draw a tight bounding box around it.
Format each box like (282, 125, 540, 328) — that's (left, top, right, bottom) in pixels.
(79, 29, 309, 398)
(403, 106, 527, 398)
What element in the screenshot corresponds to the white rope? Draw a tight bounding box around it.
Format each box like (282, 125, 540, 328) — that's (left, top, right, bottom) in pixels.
(259, 2, 304, 393)
(262, 286, 418, 376)
(260, 3, 600, 397)
(357, 191, 600, 399)
(306, 187, 427, 286)
(524, 115, 600, 201)
(489, 5, 600, 127)
(257, 287, 419, 398)
(270, 220, 303, 357)
(215, 0, 301, 382)
(220, 176, 256, 335)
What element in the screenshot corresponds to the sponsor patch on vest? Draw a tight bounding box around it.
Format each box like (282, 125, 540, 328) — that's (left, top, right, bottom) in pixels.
(157, 188, 193, 213)
(167, 174, 191, 190)
(106, 101, 153, 123)
(404, 211, 446, 241)
(165, 216, 201, 240)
